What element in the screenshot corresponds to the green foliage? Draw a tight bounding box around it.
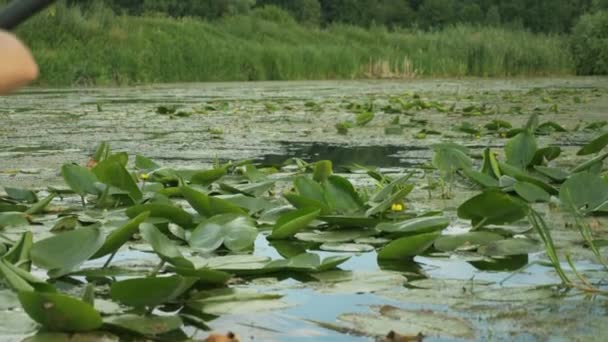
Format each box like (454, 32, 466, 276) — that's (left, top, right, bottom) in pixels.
(571, 10, 608, 75)
(16, 2, 576, 86)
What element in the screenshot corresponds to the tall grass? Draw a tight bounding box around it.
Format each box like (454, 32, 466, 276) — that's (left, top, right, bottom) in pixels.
(15, 3, 575, 86)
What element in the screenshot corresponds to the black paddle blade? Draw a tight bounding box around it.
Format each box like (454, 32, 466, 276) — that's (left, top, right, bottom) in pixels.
(0, 0, 56, 30)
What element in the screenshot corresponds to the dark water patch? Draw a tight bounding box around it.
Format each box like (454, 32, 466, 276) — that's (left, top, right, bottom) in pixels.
(257, 142, 428, 168)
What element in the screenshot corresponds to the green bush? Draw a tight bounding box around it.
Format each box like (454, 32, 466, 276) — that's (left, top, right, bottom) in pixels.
(571, 10, 608, 75)
(15, 3, 575, 86)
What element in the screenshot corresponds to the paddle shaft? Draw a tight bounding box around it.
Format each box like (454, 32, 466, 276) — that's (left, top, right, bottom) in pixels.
(0, 0, 56, 30)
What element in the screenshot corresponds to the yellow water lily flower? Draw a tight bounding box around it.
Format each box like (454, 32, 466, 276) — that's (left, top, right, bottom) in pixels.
(391, 203, 404, 212)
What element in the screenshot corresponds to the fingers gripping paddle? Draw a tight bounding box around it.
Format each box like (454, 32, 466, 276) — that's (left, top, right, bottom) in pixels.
(0, 0, 56, 30)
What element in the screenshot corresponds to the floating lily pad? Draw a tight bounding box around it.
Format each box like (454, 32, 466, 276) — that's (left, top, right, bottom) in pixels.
(477, 238, 540, 256)
(434, 232, 504, 252)
(30, 226, 105, 278)
(376, 216, 449, 235)
(321, 305, 474, 339)
(319, 243, 375, 253)
(377, 231, 440, 260)
(188, 289, 289, 315)
(513, 181, 550, 203)
(295, 229, 375, 243)
(311, 270, 405, 294)
(139, 223, 194, 269)
(189, 214, 258, 252)
(110, 275, 197, 308)
(559, 172, 608, 213)
(105, 314, 183, 336)
(270, 208, 321, 240)
(18, 291, 103, 332)
(458, 190, 528, 226)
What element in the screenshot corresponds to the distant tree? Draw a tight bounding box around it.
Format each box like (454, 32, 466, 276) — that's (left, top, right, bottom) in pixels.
(257, 0, 321, 24)
(571, 10, 608, 74)
(485, 5, 501, 26)
(319, 0, 377, 26)
(594, 0, 608, 10)
(417, 0, 457, 29)
(375, 0, 415, 28)
(456, 0, 483, 24)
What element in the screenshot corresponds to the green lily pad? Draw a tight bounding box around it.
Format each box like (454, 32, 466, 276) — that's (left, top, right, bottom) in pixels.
(377, 231, 440, 260)
(270, 208, 321, 240)
(190, 167, 227, 186)
(376, 216, 449, 235)
(189, 289, 290, 315)
(434, 232, 505, 252)
(61, 164, 100, 197)
(319, 243, 375, 253)
(478, 238, 540, 256)
(320, 305, 474, 339)
(126, 203, 193, 229)
(139, 223, 194, 269)
(4, 187, 38, 203)
(458, 190, 528, 226)
(533, 166, 569, 182)
(110, 275, 197, 308)
(92, 160, 142, 201)
(559, 172, 608, 214)
(23, 332, 119, 342)
(105, 314, 183, 336)
(295, 229, 376, 243)
(181, 186, 247, 218)
(366, 184, 414, 217)
(91, 212, 150, 259)
(318, 215, 380, 228)
(0, 212, 28, 228)
(30, 226, 105, 278)
(323, 175, 364, 214)
(18, 291, 103, 332)
(189, 214, 258, 252)
(513, 181, 550, 203)
(311, 270, 405, 294)
(577, 132, 608, 156)
(505, 130, 537, 169)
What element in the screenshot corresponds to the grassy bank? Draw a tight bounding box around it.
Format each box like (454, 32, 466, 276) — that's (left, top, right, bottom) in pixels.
(17, 4, 575, 86)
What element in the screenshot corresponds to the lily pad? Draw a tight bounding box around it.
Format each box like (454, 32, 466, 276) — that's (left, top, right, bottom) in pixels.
(477, 238, 540, 256)
(110, 275, 197, 308)
(18, 291, 103, 332)
(270, 208, 321, 240)
(91, 212, 150, 259)
(458, 190, 528, 226)
(513, 181, 550, 203)
(311, 270, 406, 294)
(295, 229, 376, 243)
(577, 132, 608, 156)
(105, 314, 183, 336)
(188, 289, 290, 315)
(325, 305, 474, 339)
(126, 203, 193, 229)
(139, 223, 194, 268)
(189, 214, 258, 252)
(559, 172, 608, 213)
(319, 243, 375, 253)
(376, 216, 449, 235)
(434, 232, 505, 252)
(30, 226, 105, 278)
(377, 231, 440, 260)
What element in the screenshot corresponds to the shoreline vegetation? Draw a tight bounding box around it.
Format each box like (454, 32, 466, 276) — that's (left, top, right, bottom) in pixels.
(12, 3, 582, 86)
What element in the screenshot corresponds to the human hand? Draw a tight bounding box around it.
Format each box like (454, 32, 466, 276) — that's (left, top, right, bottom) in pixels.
(0, 30, 38, 94)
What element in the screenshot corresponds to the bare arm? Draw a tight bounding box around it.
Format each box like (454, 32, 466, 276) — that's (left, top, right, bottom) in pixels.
(0, 31, 38, 94)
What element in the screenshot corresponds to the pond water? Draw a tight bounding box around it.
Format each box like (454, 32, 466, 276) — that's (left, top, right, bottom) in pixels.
(1, 78, 608, 341)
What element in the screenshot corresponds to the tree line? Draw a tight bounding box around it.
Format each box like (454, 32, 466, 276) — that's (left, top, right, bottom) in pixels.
(69, 0, 608, 33)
